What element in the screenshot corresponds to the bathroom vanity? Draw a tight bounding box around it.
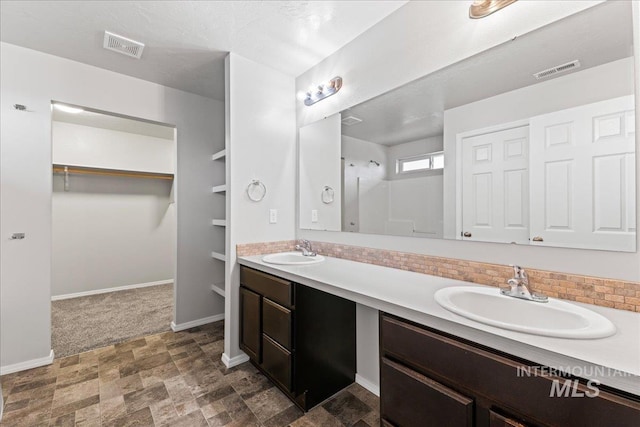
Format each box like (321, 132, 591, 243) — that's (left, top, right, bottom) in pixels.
(239, 266, 356, 411)
(238, 253, 640, 425)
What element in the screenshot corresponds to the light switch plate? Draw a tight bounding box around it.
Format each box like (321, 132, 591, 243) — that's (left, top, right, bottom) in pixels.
(269, 209, 278, 224)
(311, 210, 318, 223)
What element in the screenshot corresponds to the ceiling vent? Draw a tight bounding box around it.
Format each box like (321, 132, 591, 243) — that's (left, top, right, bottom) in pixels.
(342, 116, 363, 126)
(103, 31, 145, 59)
(533, 60, 581, 80)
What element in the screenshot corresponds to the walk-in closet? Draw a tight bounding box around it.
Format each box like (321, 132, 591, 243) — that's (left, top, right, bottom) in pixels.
(50, 103, 177, 357)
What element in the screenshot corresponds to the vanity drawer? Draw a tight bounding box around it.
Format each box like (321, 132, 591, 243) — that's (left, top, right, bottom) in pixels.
(263, 298, 292, 350)
(262, 334, 292, 391)
(381, 357, 474, 427)
(241, 266, 293, 308)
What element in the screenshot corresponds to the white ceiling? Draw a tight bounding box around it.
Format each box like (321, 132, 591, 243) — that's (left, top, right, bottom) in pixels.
(342, 1, 634, 146)
(0, 1, 407, 101)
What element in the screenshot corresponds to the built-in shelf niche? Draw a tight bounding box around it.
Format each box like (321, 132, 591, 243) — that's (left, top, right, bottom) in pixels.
(211, 145, 227, 307)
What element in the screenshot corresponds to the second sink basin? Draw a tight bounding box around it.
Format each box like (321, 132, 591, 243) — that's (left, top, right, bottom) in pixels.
(434, 286, 616, 339)
(262, 252, 325, 265)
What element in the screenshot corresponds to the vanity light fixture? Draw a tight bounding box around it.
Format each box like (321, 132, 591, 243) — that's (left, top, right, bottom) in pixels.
(53, 103, 84, 114)
(469, 0, 517, 19)
(303, 76, 343, 106)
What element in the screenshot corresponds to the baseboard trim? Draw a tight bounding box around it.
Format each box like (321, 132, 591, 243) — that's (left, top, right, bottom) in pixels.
(221, 352, 250, 368)
(170, 314, 225, 332)
(0, 349, 55, 375)
(356, 373, 380, 396)
(51, 280, 173, 301)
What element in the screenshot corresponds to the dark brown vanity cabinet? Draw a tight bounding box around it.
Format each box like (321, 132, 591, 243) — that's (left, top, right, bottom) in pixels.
(380, 313, 640, 427)
(239, 266, 356, 411)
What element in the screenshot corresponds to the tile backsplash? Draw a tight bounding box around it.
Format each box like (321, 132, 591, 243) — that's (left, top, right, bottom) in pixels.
(236, 240, 640, 313)
(236, 240, 297, 257)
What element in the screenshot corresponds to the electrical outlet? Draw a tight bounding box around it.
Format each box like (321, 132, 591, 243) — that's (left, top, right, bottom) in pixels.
(269, 209, 278, 224)
(311, 210, 318, 223)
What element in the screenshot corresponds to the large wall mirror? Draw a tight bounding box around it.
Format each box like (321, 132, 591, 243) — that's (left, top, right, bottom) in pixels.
(299, 1, 637, 252)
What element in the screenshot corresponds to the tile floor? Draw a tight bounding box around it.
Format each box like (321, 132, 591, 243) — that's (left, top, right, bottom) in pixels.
(0, 321, 380, 426)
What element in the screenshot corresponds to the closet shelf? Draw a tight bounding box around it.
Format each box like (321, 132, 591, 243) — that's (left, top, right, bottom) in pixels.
(211, 149, 226, 161)
(53, 164, 174, 180)
(211, 283, 226, 297)
(211, 219, 226, 227)
(211, 251, 226, 262)
(212, 185, 227, 193)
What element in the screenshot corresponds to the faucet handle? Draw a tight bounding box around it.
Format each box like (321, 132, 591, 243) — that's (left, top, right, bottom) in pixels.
(509, 264, 528, 283)
(509, 264, 521, 277)
(300, 239, 311, 248)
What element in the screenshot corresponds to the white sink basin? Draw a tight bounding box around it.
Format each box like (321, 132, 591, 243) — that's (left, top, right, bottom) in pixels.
(262, 252, 325, 265)
(434, 286, 616, 339)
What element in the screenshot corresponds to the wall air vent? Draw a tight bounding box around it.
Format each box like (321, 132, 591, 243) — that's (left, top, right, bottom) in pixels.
(342, 116, 363, 126)
(103, 31, 145, 59)
(533, 60, 581, 80)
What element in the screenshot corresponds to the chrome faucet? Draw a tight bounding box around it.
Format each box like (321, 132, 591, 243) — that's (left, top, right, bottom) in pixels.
(500, 265, 548, 302)
(295, 239, 316, 257)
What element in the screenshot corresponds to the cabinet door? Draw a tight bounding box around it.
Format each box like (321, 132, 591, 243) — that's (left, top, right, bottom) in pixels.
(381, 357, 474, 427)
(240, 287, 261, 362)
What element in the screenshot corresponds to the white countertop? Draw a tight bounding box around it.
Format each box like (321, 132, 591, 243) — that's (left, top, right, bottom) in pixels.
(238, 254, 640, 396)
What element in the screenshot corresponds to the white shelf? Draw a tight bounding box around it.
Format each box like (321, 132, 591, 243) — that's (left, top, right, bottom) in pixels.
(212, 184, 227, 193)
(211, 219, 226, 227)
(211, 283, 226, 297)
(211, 149, 226, 161)
(211, 251, 226, 262)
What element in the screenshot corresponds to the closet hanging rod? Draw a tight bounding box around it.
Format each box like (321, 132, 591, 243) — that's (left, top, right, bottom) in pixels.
(52, 165, 174, 180)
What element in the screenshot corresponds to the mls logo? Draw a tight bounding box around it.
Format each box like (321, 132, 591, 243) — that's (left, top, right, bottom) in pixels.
(549, 379, 600, 398)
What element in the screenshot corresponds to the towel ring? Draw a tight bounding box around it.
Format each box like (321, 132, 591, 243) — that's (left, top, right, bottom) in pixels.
(321, 186, 335, 204)
(247, 180, 266, 202)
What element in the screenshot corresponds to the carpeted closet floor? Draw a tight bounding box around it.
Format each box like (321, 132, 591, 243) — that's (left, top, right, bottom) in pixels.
(52, 284, 173, 358)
